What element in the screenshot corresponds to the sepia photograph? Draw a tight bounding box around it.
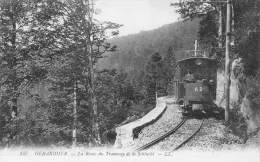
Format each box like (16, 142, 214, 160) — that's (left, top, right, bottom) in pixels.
(0, 0, 260, 162)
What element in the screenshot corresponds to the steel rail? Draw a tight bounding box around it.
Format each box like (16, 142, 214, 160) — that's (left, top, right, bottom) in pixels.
(135, 119, 187, 151)
(172, 119, 205, 151)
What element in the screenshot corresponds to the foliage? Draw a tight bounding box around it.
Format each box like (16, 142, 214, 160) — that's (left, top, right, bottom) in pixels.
(198, 11, 218, 56)
(0, 0, 124, 146)
(226, 102, 248, 143)
(143, 52, 176, 104)
(0, 0, 65, 146)
(245, 73, 260, 108)
(172, 0, 221, 20)
(233, 0, 260, 76)
(163, 47, 177, 93)
(173, 0, 260, 73)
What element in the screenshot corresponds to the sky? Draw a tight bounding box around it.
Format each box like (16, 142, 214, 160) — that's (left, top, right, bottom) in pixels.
(96, 0, 180, 36)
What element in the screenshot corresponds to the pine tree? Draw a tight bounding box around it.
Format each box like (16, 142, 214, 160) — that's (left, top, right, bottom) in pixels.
(144, 53, 163, 104)
(0, 0, 32, 117)
(45, 0, 120, 145)
(0, 0, 67, 146)
(163, 47, 177, 95)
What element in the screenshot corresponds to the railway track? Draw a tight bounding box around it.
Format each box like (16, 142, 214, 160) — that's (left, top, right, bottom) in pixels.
(172, 119, 204, 151)
(135, 119, 187, 151)
(135, 119, 204, 151)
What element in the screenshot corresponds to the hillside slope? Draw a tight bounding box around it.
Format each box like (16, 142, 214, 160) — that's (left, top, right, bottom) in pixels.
(97, 19, 200, 78)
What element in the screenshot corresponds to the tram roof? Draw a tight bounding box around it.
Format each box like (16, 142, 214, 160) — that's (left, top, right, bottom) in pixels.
(177, 56, 217, 65)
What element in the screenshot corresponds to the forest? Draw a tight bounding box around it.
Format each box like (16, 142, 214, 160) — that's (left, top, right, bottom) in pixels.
(0, 0, 180, 147)
(0, 0, 260, 147)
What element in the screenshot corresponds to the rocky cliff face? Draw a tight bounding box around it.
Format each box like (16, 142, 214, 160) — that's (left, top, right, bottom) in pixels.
(232, 59, 260, 135)
(217, 58, 260, 143)
(216, 70, 225, 107)
(241, 97, 260, 133)
(216, 69, 240, 108)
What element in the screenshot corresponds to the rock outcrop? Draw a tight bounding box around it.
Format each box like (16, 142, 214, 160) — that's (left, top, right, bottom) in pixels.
(230, 58, 260, 143)
(216, 58, 246, 108)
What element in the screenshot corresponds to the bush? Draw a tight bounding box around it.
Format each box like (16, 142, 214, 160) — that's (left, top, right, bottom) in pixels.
(245, 73, 260, 108)
(227, 102, 248, 143)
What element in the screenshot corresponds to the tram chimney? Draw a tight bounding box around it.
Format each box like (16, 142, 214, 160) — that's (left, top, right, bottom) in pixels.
(194, 40, 198, 56)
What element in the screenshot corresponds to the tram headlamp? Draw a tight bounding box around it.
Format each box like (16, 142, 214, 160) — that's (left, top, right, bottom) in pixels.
(195, 59, 203, 65)
(209, 79, 214, 85)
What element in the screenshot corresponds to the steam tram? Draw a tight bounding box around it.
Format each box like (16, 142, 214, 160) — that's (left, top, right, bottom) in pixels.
(174, 54, 218, 116)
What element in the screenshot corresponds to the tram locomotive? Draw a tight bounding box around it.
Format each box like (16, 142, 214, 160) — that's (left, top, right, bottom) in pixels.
(174, 56, 218, 115)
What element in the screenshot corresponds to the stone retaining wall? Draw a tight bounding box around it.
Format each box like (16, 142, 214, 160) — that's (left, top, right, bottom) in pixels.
(113, 96, 176, 149)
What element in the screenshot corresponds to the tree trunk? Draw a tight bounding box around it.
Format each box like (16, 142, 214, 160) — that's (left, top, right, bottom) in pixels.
(72, 80, 77, 146)
(225, 0, 232, 122)
(10, 4, 18, 119)
(88, 43, 101, 145)
(218, 6, 223, 48)
(86, 0, 101, 146)
(231, 2, 235, 46)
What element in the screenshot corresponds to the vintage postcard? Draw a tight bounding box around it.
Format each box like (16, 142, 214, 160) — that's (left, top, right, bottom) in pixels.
(0, 0, 260, 162)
